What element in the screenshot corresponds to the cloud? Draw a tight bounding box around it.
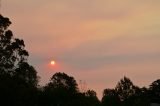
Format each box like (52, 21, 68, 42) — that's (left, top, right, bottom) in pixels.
(56, 35, 160, 71)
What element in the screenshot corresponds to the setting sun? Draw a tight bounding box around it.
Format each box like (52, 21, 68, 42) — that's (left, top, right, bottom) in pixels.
(50, 60, 55, 65)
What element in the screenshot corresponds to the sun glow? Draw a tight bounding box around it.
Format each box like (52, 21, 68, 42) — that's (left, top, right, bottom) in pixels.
(51, 60, 55, 65)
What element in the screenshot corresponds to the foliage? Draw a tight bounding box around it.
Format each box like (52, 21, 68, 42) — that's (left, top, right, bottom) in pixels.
(0, 15, 38, 106)
(84, 90, 100, 106)
(41, 72, 79, 106)
(115, 76, 137, 101)
(149, 79, 160, 103)
(102, 88, 120, 106)
(47, 72, 78, 92)
(0, 15, 38, 86)
(101, 77, 152, 106)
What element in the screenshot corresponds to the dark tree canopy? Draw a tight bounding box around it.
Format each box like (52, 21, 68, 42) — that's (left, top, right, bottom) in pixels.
(0, 15, 38, 106)
(0, 15, 38, 86)
(102, 77, 153, 106)
(150, 79, 160, 95)
(47, 72, 78, 92)
(102, 88, 120, 106)
(115, 76, 137, 101)
(149, 79, 160, 103)
(41, 72, 79, 106)
(84, 90, 101, 106)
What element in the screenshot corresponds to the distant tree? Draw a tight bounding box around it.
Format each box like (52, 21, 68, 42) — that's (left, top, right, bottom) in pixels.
(85, 90, 100, 106)
(149, 79, 160, 103)
(115, 76, 141, 106)
(47, 72, 78, 92)
(101, 88, 120, 106)
(115, 77, 137, 101)
(133, 87, 150, 106)
(42, 72, 79, 106)
(85, 90, 97, 98)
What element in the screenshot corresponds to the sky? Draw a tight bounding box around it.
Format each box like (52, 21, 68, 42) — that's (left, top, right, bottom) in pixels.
(2, 0, 160, 99)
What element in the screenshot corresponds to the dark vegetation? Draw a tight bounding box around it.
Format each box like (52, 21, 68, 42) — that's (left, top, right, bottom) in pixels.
(0, 15, 160, 106)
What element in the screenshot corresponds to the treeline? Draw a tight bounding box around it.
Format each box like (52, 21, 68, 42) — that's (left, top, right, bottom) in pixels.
(0, 15, 160, 106)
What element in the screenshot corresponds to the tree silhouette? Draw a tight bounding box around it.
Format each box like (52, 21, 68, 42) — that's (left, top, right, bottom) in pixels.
(133, 87, 150, 106)
(84, 90, 100, 106)
(0, 15, 38, 86)
(47, 72, 78, 92)
(115, 77, 137, 101)
(149, 79, 160, 103)
(41, 72, 79, 106)
(0, 15, 38, 106)
(102, 88, 120, 106)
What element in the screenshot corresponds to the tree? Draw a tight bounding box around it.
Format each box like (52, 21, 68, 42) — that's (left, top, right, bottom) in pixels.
(84, 90, 100, 106)
(115, 76, 141, 106)
(102, 88, 120, 106)
(149, 79, 160, 103)
(115, 77, 137, 101)
(0, 15, 38, 86)
(47, 72, 78, 92)
(42, 72, 79, 106)
(133, 87, 150, 106)
(0, 15, 38, 105)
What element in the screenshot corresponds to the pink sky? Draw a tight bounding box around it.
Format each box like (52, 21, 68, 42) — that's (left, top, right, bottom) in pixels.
(2, 0, 160, 99)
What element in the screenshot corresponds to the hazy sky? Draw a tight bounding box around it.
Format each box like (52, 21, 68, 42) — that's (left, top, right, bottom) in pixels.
(2, 0, 160, 98)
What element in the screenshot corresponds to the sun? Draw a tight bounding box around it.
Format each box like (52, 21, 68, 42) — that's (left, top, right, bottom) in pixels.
(50, 60, 55, 65)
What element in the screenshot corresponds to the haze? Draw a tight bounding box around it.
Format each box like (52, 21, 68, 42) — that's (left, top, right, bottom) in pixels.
(2, 0, 160, 98)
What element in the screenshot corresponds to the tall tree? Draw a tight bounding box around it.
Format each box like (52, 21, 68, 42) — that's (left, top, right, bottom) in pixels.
(0, 15, 38, 86)
(0, 15, 38, 106)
